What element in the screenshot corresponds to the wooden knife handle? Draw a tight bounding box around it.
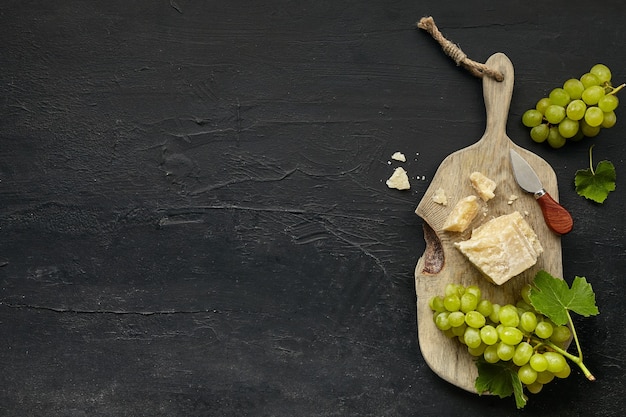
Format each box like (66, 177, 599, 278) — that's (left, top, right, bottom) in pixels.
(536, 192, 573, 235)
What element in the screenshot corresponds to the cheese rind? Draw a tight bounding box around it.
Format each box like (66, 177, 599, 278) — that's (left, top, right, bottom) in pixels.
(442, 195, 480, 232)
(469, 171, 497, 201)
(454, 211, 543, 285)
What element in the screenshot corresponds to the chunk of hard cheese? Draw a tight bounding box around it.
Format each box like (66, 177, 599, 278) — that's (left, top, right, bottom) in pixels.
(454, 211, 543, 285)
(442, 195, 480, 232)
(386, 167, 410, 190)
(469, 171, 496, 201)
(432, 187, 448, 206)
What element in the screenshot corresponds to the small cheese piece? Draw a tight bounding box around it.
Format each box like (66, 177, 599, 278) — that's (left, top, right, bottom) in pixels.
(386, 167, 410, 190)
(432, 187, 448, 206)
(454, 211, 543, 285)
(469, 171, 497, 201)
(391, 152, 407, 162)
(507, 194, 519, 205)
(442, 195, 480, 232)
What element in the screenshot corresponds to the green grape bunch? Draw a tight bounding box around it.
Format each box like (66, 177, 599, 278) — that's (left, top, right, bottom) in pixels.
(522, 64, 624, 148)
(428, 275, 597, 407)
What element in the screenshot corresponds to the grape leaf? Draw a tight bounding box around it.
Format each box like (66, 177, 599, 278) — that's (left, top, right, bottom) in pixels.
(575, 157, 616, 204)
(529, 270, 599, 326)
(475, 360, 526, 409)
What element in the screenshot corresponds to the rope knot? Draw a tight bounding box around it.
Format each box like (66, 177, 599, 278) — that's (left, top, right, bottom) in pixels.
(417, 16, 504, 82)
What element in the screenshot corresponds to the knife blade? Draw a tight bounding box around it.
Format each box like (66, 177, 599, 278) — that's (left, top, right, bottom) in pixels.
(510, 149, 573, 235)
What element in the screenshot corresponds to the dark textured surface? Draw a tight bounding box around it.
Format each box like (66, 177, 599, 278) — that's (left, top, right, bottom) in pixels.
(1, 1, 625, 416)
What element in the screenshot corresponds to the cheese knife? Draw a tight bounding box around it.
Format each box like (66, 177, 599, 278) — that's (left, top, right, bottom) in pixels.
(509, 148, 573, 235)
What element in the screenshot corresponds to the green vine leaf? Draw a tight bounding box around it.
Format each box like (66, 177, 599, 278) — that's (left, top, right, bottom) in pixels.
(575, 145, 616, 203)
(528, 270, 599, 326)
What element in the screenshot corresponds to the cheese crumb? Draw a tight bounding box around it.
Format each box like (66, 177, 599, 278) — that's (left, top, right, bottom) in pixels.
(432, 187, 448, 206)
(469, 171, 497, 201)
(386, 167, 410, 190)
(442, 195, 480, 232)
(507, 194, 519, 205)
(391, 152, 407, 162)
(454, 211, 543, 285)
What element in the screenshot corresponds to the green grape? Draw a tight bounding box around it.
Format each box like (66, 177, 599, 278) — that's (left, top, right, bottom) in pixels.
(544, 104, 566, 124)
(534, 321, 553, 339)
(598, 94, 619, 112)
(468, 343, 486, 357)
(489, 304, 501, 324)
(519, 311, 538, 333)
(558, 117, 579, 138)
(465, 311, 486, 328)
(483, 344, 500, 363)
(452, 323, 467, 337)
(580, 72, 601, 88)
(584, 106, 604, 127)
(477, 299, 493, 318)
(536, 371, 555, 385)
(500, 326, 524, 346)
(530, 124, 549, 143)
(435, 312, 451, 330)
(526, 381, 544, 394)
(580, 119, 601, 137)
(554, 362, 571, 379)
(529, 353, 549, 372)
(429, 296, 446, 312)
(516, 300, 532, 313)
(445, 283, 463, 297)
(518, 364, 538, 385)
(535, 97, 552, 114)
(522, 109, 544, 127)
(563, 78, 585, 99)
(582, 85, 605, 105)
(513, 342, 534, 366)
(544, 351, 567, 373)
(602, 110, 616, 128)
(464, 327, 482, 349)
(549, 88, 571, 107)
(448, 311, 466, 327)
(566, 99, 587, 120)
(480, 325, 499, 345)
(590, 63, 612, 84)
(547, 126, 566, 148)
(498, 305, 520, 327)
(460, 292, 478, 313)
(496, 342, 515, 361)
(465, 285, 481, 301)
(443, 294, 461, 312)
(570, 129, 585, 141)
(550, 325, 572, 343)
(520, 284, 532, 305)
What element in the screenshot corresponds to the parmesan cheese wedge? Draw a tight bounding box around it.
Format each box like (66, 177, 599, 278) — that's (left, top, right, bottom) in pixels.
(469, 171, 497, 201)
(442, 195, 480, 232)
(454, 211, 543, 285)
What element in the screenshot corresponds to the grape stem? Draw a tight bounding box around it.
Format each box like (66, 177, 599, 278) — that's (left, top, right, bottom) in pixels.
(607, 82, 625, 95)
(530, 309, 596, 381)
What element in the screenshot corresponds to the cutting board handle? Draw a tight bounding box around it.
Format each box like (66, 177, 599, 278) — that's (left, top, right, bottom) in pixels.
(481, 53, 515, 147)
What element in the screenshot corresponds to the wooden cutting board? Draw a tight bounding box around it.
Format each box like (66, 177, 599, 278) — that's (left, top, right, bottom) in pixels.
(414, 53, 564, 393)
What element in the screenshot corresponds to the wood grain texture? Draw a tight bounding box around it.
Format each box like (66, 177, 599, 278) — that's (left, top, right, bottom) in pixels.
(414, 53, 563, 392)
(2, 1, 626, 415)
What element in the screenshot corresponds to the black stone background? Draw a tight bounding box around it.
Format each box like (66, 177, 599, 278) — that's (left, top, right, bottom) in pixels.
(1, 1, 625, 416)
